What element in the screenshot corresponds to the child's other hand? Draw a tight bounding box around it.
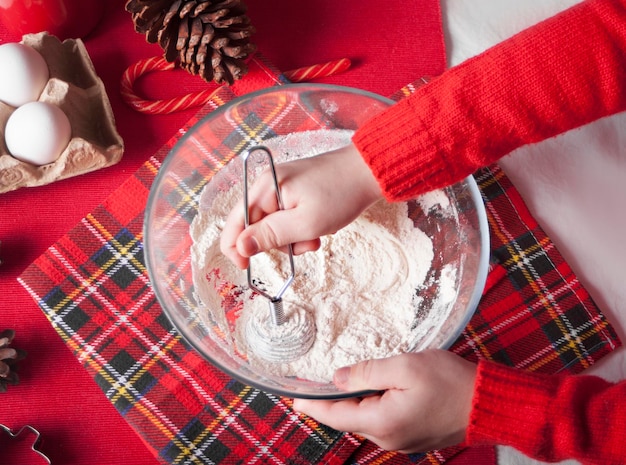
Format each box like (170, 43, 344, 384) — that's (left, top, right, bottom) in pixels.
(293, 350, 477, 453)
(220, 143, 382, 269)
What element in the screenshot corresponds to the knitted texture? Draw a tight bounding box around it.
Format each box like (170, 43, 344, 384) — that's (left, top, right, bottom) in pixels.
(469, 360, 626, 464)
(352, 0, 626, 201)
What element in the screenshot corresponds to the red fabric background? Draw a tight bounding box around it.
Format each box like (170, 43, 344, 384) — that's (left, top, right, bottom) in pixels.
(0, 1, 493, 464)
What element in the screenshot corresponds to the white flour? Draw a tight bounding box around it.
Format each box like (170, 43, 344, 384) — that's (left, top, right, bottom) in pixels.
(190, 129, 458, 382)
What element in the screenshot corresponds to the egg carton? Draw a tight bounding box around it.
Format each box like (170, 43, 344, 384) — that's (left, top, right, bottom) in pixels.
(0, 32, 123, 194)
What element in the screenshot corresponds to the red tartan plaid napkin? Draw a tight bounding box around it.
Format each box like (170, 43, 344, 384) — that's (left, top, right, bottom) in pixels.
(18, 60, 621, 465)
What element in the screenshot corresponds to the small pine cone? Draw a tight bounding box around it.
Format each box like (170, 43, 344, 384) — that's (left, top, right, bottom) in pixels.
(0, 329, 27, 393)
(126, 0, 257, 85)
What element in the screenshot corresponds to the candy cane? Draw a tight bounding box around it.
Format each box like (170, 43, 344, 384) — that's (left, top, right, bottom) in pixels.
(284, 58, 351, 83)
(120, 56, 221, 114)
(121, 57, 352, 115)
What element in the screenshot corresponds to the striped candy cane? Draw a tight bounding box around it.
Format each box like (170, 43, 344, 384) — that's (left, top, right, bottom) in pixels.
(121, 56, 352, 114)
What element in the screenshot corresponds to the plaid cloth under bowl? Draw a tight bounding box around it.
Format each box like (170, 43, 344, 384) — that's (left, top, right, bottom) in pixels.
(18, 58, 621, 465)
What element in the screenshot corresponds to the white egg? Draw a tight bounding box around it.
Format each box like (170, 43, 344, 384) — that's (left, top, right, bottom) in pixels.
(0, 43, 50, 107)
(5, 101, 72, 166)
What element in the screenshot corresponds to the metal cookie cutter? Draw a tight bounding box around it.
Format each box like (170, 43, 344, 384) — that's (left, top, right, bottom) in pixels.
(242, 146, 316, 363)
(0, 424, 52, 464)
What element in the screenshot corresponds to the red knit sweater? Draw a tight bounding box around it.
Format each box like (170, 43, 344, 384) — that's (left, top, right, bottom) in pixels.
(353, 0, 626, 202)
(470, 361, 626, 464)
(353, 0, 626, 463)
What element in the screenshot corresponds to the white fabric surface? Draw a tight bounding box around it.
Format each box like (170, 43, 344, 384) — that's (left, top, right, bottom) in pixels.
(441, 1, 626, 464)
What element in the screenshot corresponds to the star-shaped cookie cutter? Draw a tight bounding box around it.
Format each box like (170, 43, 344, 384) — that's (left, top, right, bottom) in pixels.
(0, 424, 51, 464)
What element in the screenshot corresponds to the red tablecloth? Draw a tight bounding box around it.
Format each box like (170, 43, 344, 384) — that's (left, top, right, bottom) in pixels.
(0, 1, 468, 464)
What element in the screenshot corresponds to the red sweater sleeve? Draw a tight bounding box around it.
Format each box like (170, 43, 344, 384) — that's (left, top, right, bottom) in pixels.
(467, 360, 626, 464)
(352, 0, 626, 201)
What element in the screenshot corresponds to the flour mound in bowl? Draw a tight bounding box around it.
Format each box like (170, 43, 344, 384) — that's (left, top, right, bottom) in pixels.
(190, 129, 457, 383)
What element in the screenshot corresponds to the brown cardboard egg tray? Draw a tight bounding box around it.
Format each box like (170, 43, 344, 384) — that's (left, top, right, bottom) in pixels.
(0, 32, 123, 194)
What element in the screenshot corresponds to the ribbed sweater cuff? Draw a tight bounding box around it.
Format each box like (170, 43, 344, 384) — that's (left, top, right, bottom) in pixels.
(467, 359, 626, 464)
(466, 360, 557, 451)
(351, 93, 452, 202)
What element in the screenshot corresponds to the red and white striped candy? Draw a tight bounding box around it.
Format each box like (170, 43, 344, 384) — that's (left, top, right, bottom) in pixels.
(120, 56, 352, 115)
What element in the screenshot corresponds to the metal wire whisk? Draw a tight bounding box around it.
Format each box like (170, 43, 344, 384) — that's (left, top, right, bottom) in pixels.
(242, 146, 295, 326)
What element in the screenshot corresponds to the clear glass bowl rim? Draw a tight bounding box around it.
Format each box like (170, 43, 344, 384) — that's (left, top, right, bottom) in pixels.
(144, 83, 490, 399)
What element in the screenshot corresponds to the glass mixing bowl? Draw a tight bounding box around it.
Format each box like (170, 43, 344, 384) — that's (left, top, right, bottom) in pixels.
(144, 83, 489, 399)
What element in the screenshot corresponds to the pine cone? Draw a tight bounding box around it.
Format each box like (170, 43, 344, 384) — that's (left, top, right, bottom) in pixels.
(126, 0, 257, 85)
(0, 330, 27, 393)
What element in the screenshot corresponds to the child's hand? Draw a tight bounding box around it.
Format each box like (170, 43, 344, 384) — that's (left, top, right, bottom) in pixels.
(220, 143, 382, 269)
(292, 350, 477, 453)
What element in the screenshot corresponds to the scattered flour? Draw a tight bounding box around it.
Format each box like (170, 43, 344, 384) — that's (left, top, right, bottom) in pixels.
(190, 129, 458, 382)
(418, 189, 451, 214)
